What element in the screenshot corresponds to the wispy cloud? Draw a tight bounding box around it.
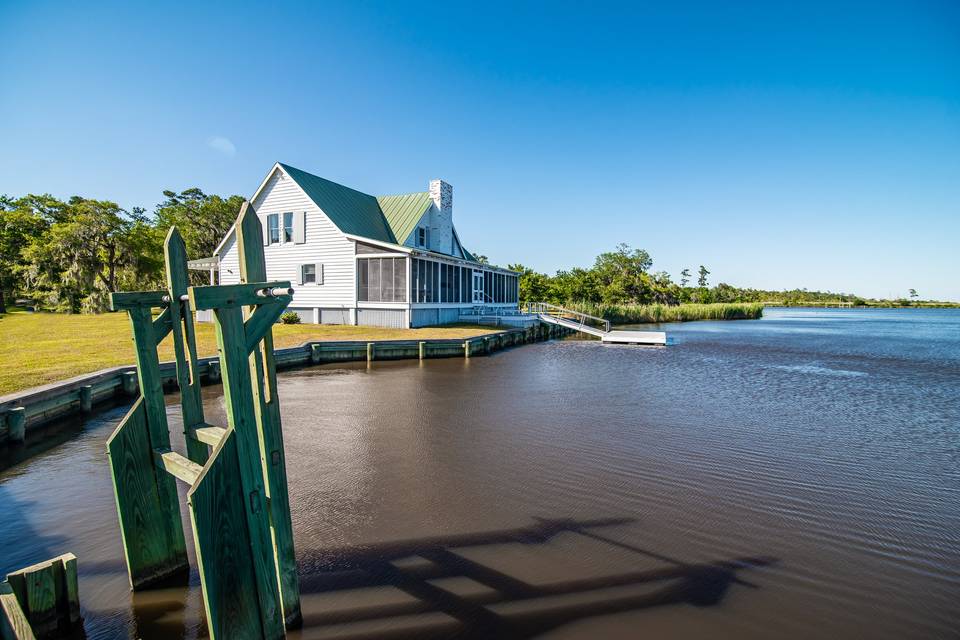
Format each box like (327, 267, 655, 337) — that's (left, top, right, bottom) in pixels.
(207, 136, 236, 157)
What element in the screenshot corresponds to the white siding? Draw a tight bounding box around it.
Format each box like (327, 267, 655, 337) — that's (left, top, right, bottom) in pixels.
(357, 308, 406, 328)
(219, 167, 357, 310)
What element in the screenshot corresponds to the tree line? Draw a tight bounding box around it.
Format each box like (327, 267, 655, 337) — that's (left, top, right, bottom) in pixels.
(0, 189, 242, 313)
(507, 244, 931, 308)
(1, 189, 940, 315)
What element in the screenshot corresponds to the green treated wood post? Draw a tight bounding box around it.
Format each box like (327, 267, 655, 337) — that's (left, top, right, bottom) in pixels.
(207, 361, 221, 383)
(0, 581, 34, 640)
(165, 228, 209, 465)
(367, 342, 374, 362)
(418, 341, 426, 360)
(108, 292, 188, 589)
(204, 304, 285, 639)
(6, 408, 25, 444)
(235, 203, 302, 628)
(310, 343, 322, 364)
(5, 553, 80, 638)
(464, 339, 471, 358)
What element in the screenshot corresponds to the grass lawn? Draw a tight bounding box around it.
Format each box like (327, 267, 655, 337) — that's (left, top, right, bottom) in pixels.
(0, 308, 502, 396)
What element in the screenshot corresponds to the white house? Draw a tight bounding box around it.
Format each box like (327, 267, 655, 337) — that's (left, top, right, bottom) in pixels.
(212, 163, 519, 328)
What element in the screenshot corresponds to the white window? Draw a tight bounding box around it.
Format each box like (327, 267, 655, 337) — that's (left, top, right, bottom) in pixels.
(300, 263, 322, 285)
(282, 212, 294, 243)
(267, 214, 280, 244)
(417, 227, 426, 247)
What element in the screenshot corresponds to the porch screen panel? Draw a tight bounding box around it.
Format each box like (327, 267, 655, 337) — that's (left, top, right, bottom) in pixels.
(358, 259, 369, 302)
(432, 262, 440, 303)
(440, 263, 448, 303)
(460, 268, 469, 303)
(368, 258, 381, 302)
(394, 259, 406, 302)
(484, 271, 492, 302)
(358, 257, 406, 302)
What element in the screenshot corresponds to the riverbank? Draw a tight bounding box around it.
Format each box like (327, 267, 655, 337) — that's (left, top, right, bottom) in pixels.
(0, 308, 502, 395)
(566, 302, 764, 324)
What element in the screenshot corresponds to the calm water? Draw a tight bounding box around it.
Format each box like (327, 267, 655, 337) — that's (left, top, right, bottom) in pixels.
(1, 308, 958, 638)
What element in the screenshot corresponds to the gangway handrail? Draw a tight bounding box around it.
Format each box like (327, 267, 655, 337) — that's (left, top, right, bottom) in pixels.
(524, 302, 611, 333)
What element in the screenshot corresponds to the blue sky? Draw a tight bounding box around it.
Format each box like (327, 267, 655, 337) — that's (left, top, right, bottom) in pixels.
(1, 1, 958, 300)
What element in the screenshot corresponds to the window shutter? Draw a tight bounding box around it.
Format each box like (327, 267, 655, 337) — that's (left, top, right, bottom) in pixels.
(294, 211, 306, 244)
(317, 263, 323, 285)
(261, 216, 269, 246)
(294, 264, 302, 285)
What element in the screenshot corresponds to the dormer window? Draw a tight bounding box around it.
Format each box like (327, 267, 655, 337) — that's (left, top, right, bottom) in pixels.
(417, 227, 427, 248)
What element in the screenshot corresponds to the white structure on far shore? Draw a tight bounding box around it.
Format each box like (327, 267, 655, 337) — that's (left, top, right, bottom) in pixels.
(209, 162, 519, 328)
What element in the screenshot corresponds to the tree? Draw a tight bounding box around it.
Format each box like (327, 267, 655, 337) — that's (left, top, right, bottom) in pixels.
(19, 197, 161, 312)
(472, 253, 489, 265)
(909, 288, 918, 300)
(153, 188, 243, 261)
(679, 268, 691, 288)
(508, 264, 551, 304)
(697, 265, 710, 287)
(592, 244, 653, 303)
(0, 196, 53, 312)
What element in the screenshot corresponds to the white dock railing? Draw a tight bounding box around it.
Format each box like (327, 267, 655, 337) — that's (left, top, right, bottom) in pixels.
(524, 302, 611, 334)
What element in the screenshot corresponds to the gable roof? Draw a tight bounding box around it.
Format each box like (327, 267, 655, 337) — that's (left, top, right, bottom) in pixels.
(376, 192, 433, 245)
(213, 163, 485, 265)
(278, 163, 397, 243)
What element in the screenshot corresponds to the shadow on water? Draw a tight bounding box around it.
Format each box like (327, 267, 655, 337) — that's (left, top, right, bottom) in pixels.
(295, 516, 776, 639)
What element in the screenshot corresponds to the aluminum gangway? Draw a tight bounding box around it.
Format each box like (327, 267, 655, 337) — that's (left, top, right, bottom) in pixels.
(526, 302, 668, 345)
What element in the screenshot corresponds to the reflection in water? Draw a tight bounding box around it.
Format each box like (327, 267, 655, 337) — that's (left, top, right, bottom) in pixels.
(1, 308, 959, 638)
(294, 516, 774, 638)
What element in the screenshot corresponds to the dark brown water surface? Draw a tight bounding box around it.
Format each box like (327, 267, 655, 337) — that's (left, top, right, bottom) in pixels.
(2, 308, 959, 638)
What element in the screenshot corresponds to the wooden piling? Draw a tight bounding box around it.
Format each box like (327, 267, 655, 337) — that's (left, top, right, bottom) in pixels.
(121, 372, 138, 396)
(207, 361, 221, 383)
(418, 341, 426, 360)
(4, 553, 80, 639)
(6, 408, 25, 444)
(78, 386, 93, 413)
(367, 343, 374, 362)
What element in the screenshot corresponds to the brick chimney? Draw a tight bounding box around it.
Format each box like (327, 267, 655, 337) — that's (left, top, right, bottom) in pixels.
(428, 179, 453, 254)
(429, 179, 452, 214)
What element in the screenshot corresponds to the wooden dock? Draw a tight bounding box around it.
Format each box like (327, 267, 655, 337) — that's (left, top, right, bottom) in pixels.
(528, 303, 668, 346)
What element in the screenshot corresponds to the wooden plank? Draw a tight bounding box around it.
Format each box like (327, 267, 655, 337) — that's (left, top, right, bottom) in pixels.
(152, 306, 173, 345)
(211, 305, 284, 638)
(159, 450, 203, 485)
(124, 306, 186, 580)
(187, 429, 265, 640)
(106, 399, 188, 589)
(236, 203, 301, 628)
(60, 554, 79, 624)
(165, 228, 209, 465)
(6, 560, 55, 637)
(0, 582, 35, 640)
(110, 290, 167, 310)
(243, 304, 289, 355)
(190, 281, 292, 311)
(193, 425, 226, 447)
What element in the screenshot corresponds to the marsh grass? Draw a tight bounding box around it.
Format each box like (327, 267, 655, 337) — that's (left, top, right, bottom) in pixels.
(566, 302, 764, 324)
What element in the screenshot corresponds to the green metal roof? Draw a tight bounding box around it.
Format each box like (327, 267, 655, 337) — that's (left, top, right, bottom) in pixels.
(277, 162, 484, 264)
(278, 163, 397, 243)
(376, 192, 432, 246)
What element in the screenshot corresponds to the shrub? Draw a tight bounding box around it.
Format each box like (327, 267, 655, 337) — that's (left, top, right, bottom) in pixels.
(280, 311, 301, 324)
